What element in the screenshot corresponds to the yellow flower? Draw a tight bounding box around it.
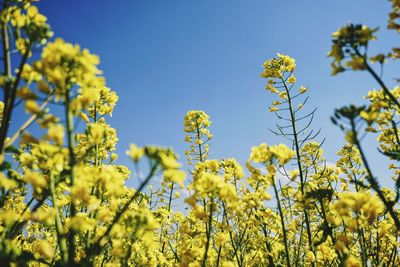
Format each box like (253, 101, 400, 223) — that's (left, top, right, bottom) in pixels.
(299, 86, 308, 94)
(110, 153, 118, 162)
(0, 173, 18, 190)
(33, 240, 55, 259)
(306, 251, 316, 262)
(345, 255, 361, 267)
(287, 75, 296, 84)
(289, 169, 299, 181)
(163, 169, 186, 185)
(126, 143, 144, 162)
(184, 110, 211, 132)
(261, 53, 296, 79)
(26, 5, 39, 18)
(279, 91, 288, 100)
(68, 213, 96, 233)
(15, 38, 28, 55)
(24, 172, 47, 194)
(249, 143, 272, 163)
(71, 184, 91, 204)
(269, 144, 295, 165)
(25, 99, 40, 114)
(221, 262, 235, 267)
(345, 56, 366, 70)
(47, 124, 64, 145)
(159, 153, 181, 169)
(360, 110, 378, 123)
(215, 232, 230, 246)
(269, 106, 279, 112)
(266, 84, 279, 94)
(79, 112, 90, 123)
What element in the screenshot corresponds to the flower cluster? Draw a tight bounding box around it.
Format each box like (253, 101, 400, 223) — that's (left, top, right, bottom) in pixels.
(184, 110, 213, 164)
(328, 24, 378, 75)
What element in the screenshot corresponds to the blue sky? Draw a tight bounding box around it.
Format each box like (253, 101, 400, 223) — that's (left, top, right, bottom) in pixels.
(27, 0, 399, 183)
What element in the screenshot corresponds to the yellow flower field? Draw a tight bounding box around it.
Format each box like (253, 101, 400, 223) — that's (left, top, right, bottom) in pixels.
(0, 1, 399, 266)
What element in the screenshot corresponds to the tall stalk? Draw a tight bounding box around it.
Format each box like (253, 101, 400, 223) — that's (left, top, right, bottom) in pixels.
(65, 89, 77, 265)
(0, 14, 31, 153)
(272, 174, 291, 267)
(281, 77, 316, 262)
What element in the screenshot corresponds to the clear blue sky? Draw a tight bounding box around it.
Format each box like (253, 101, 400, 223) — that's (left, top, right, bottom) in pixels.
(27, 0, 398, 182)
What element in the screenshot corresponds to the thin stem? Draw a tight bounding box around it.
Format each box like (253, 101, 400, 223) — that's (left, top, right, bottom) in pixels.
(161, 182, 175, 253)
(65, 89, 77, 265)
(272, 173, 291, 267)
(350, 119, 400, 230)
(281, 77, 316, 261)
(353, 46, 400, 110)
(0, 48, 30, 153)
(202, 197, 214, 267)
(5, 94, 53, 149)
(92, 164, 158, 255)
(50, 173, 68, 264)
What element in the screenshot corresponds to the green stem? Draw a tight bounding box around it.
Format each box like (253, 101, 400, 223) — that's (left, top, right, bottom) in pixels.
(92, 164, 158, 256)
(50, 173, 68, 264)
(5, 94, 53, 149)
(215, 245, 222, 267)
(281, 77, 316, 262)
(0, 47, 29, 153)
(161, 182, 175, 253)
(356, 215, 367, 267)
(202, 197, 214, 267)
(222, 202, 241, 266)
(350, 119, 400, 230)
(195, 121, 204, 163)
(272, 173, 291, 267)
(65, 89, 77, 265)
(353, 46, 400, 110)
